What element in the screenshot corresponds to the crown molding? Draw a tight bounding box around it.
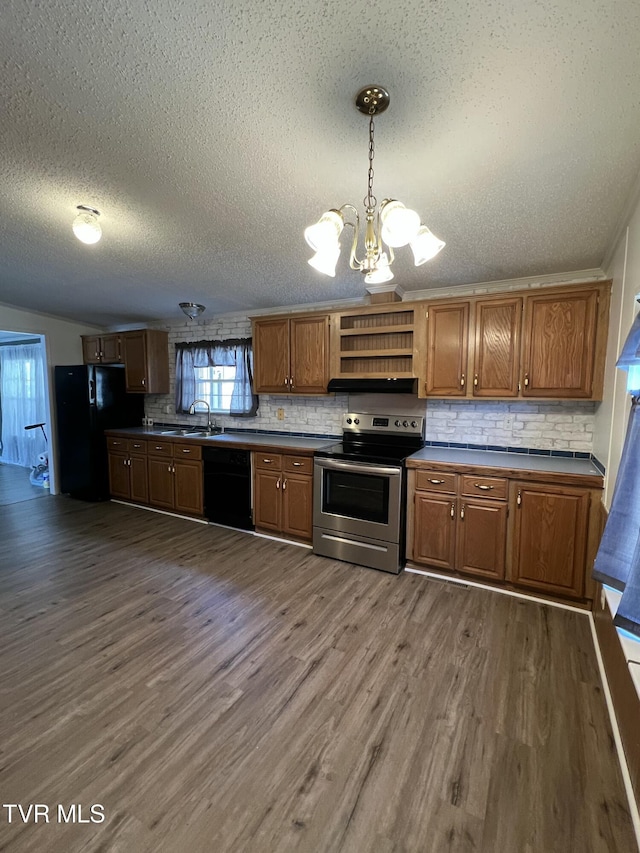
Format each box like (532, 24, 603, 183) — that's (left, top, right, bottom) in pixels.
(402, 268, 607, 302)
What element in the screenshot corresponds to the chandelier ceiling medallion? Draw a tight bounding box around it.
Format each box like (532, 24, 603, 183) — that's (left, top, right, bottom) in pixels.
(304, 86, 445, 284)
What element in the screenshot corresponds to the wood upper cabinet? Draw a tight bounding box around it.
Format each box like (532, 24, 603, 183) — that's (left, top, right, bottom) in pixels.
(473, 297, 521, 397)
(521, 289, 601, 398)
(122, 329, 169, 394)
(424, 301, 469, 396)
(420, 283, 609, 400)
(253, 314, 329, 394)
(289, 315, 329, 393)
(509, 481, 590, 598)
(82, 334, 122, 364)
(253, 318, 290, 393)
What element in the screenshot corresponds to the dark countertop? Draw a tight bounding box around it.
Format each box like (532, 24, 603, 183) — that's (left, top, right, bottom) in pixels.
(406, 446, 604, 488)
(105, 426, 337, 456)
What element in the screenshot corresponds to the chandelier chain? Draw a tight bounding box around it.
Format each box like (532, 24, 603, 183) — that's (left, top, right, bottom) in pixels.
(365, 112, 377, 210)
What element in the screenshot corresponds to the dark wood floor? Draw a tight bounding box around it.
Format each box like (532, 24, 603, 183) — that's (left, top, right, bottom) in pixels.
(0, 495, 636, 853)
(0, 462, 49, 506)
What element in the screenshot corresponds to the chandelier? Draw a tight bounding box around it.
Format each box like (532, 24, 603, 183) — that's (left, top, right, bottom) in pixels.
(304, 86, 445, 284)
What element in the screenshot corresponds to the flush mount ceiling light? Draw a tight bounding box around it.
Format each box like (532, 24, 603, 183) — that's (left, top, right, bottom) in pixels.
(72, 205, 102, 244)
(304, 86, 445, 283)
(179, 302, 206, 319)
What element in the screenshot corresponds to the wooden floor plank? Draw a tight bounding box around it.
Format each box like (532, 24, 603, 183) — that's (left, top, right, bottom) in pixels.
(0, 492, 636, 852)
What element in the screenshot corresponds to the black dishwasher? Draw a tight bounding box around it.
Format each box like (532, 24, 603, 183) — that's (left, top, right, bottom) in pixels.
(202, 447, 254, 530)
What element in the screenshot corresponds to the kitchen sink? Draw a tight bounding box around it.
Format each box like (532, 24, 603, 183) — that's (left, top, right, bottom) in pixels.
(156, 428, 216, 437)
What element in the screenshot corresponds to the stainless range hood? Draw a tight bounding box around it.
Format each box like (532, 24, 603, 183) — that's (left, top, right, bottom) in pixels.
(327, 378, 417, 394)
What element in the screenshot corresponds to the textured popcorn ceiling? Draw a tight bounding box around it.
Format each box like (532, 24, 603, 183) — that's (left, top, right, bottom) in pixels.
(1, 0, 639, 325)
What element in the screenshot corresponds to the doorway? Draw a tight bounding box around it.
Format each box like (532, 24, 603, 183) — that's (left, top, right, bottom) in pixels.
(0, 330, 50, 502)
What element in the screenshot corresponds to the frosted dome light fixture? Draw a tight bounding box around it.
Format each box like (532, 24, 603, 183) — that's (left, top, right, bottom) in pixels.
(179, 302, 206, 319)
(72, 205, 102, 244)
(305, 85, 445, 283)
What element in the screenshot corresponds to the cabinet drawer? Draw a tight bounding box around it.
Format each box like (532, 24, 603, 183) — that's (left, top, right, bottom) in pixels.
(255, 452, 282, 471)
(415, 470, 457, 494)
(128, 439, 147, 454)
(174, 443, 202, 460)
(283, 454, 312, 475)
(460, 474, 508, 501)
(148, 441, 173, 457)
(107, 437, 128, 451)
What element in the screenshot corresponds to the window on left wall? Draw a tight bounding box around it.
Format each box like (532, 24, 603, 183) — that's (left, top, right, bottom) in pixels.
(175, 338, 258, 417)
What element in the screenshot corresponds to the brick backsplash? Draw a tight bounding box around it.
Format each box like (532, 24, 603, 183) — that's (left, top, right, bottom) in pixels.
(423, 399, 596, 452)
(143, 316, 596, 452)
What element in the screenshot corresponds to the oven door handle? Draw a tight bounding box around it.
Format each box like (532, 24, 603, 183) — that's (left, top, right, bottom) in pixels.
(314, 458, 402, 477)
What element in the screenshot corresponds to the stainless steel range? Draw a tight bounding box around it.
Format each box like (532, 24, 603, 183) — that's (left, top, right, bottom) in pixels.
(313, 412, 425, 573)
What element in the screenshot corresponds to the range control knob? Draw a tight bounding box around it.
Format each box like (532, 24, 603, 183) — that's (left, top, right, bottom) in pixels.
(354, 418, 360, 425)
(403, 420, 409, 427)
(346, 417, 352, 424)
(395, 419, 402, 427)
(411, 420, 417, 428)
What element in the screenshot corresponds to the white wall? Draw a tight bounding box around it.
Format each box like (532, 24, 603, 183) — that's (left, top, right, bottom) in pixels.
(594, 194, 640, 505)
(0, 301, 104, 493)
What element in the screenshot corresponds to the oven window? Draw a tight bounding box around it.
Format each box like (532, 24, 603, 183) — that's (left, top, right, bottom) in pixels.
(323, 469, 390, 524)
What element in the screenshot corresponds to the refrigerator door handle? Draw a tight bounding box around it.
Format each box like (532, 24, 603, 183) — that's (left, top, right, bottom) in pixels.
(89, 379, 96, 405)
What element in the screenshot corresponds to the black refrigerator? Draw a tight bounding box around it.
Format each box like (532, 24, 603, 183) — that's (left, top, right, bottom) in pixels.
(54, 365, 144, 500)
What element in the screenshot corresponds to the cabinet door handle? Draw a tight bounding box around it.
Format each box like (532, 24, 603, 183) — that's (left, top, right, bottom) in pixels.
(290, 376, 294, 389)
(450, 502, 455, 518)
(155, 446, 163, 450)
(474, 483, 493, 491)
(284, 376, 289, 386)
(276, 477, 281, 489)
(517, 490, 522, 506)
(460, 505, 465, 520)
(473, 374, 478, 387)
(132, 443, 142, 448)
(292, 461, 303, 467)
(523, 373, 529, 387)
(141, 377, 146, 386)
(428, 478, 444, 484)
(282, 479, 287, 490)
(262, 458, 273, 464)
(181, 449, 191, 454)
(460, 374, 465, 387)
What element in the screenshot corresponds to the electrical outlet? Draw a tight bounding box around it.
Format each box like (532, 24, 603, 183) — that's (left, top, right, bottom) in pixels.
(277, 408, 285, 421)
(503, 414, 514, 431)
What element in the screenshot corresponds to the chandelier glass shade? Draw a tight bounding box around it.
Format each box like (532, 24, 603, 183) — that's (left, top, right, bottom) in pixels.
(304, 86, 444, 283)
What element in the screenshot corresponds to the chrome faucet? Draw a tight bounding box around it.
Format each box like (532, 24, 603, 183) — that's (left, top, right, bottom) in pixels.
(188, 399, 213, 430)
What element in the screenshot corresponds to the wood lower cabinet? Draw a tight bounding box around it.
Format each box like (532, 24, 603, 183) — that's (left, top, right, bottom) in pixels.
(147, 442, 203, 516)
(408, 462, 602, 601)
(411, 470, 507, 580)
(509, 481, 590, 598)
(253, 314, 329, 394)
(253, 452, 313, 541)
(107, 438, 148, 502)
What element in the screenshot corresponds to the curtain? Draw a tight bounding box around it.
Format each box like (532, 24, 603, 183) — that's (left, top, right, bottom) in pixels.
(175, 338, 258, 417)
(0, 342, 47, 467)
(593, 307, 640, 638)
